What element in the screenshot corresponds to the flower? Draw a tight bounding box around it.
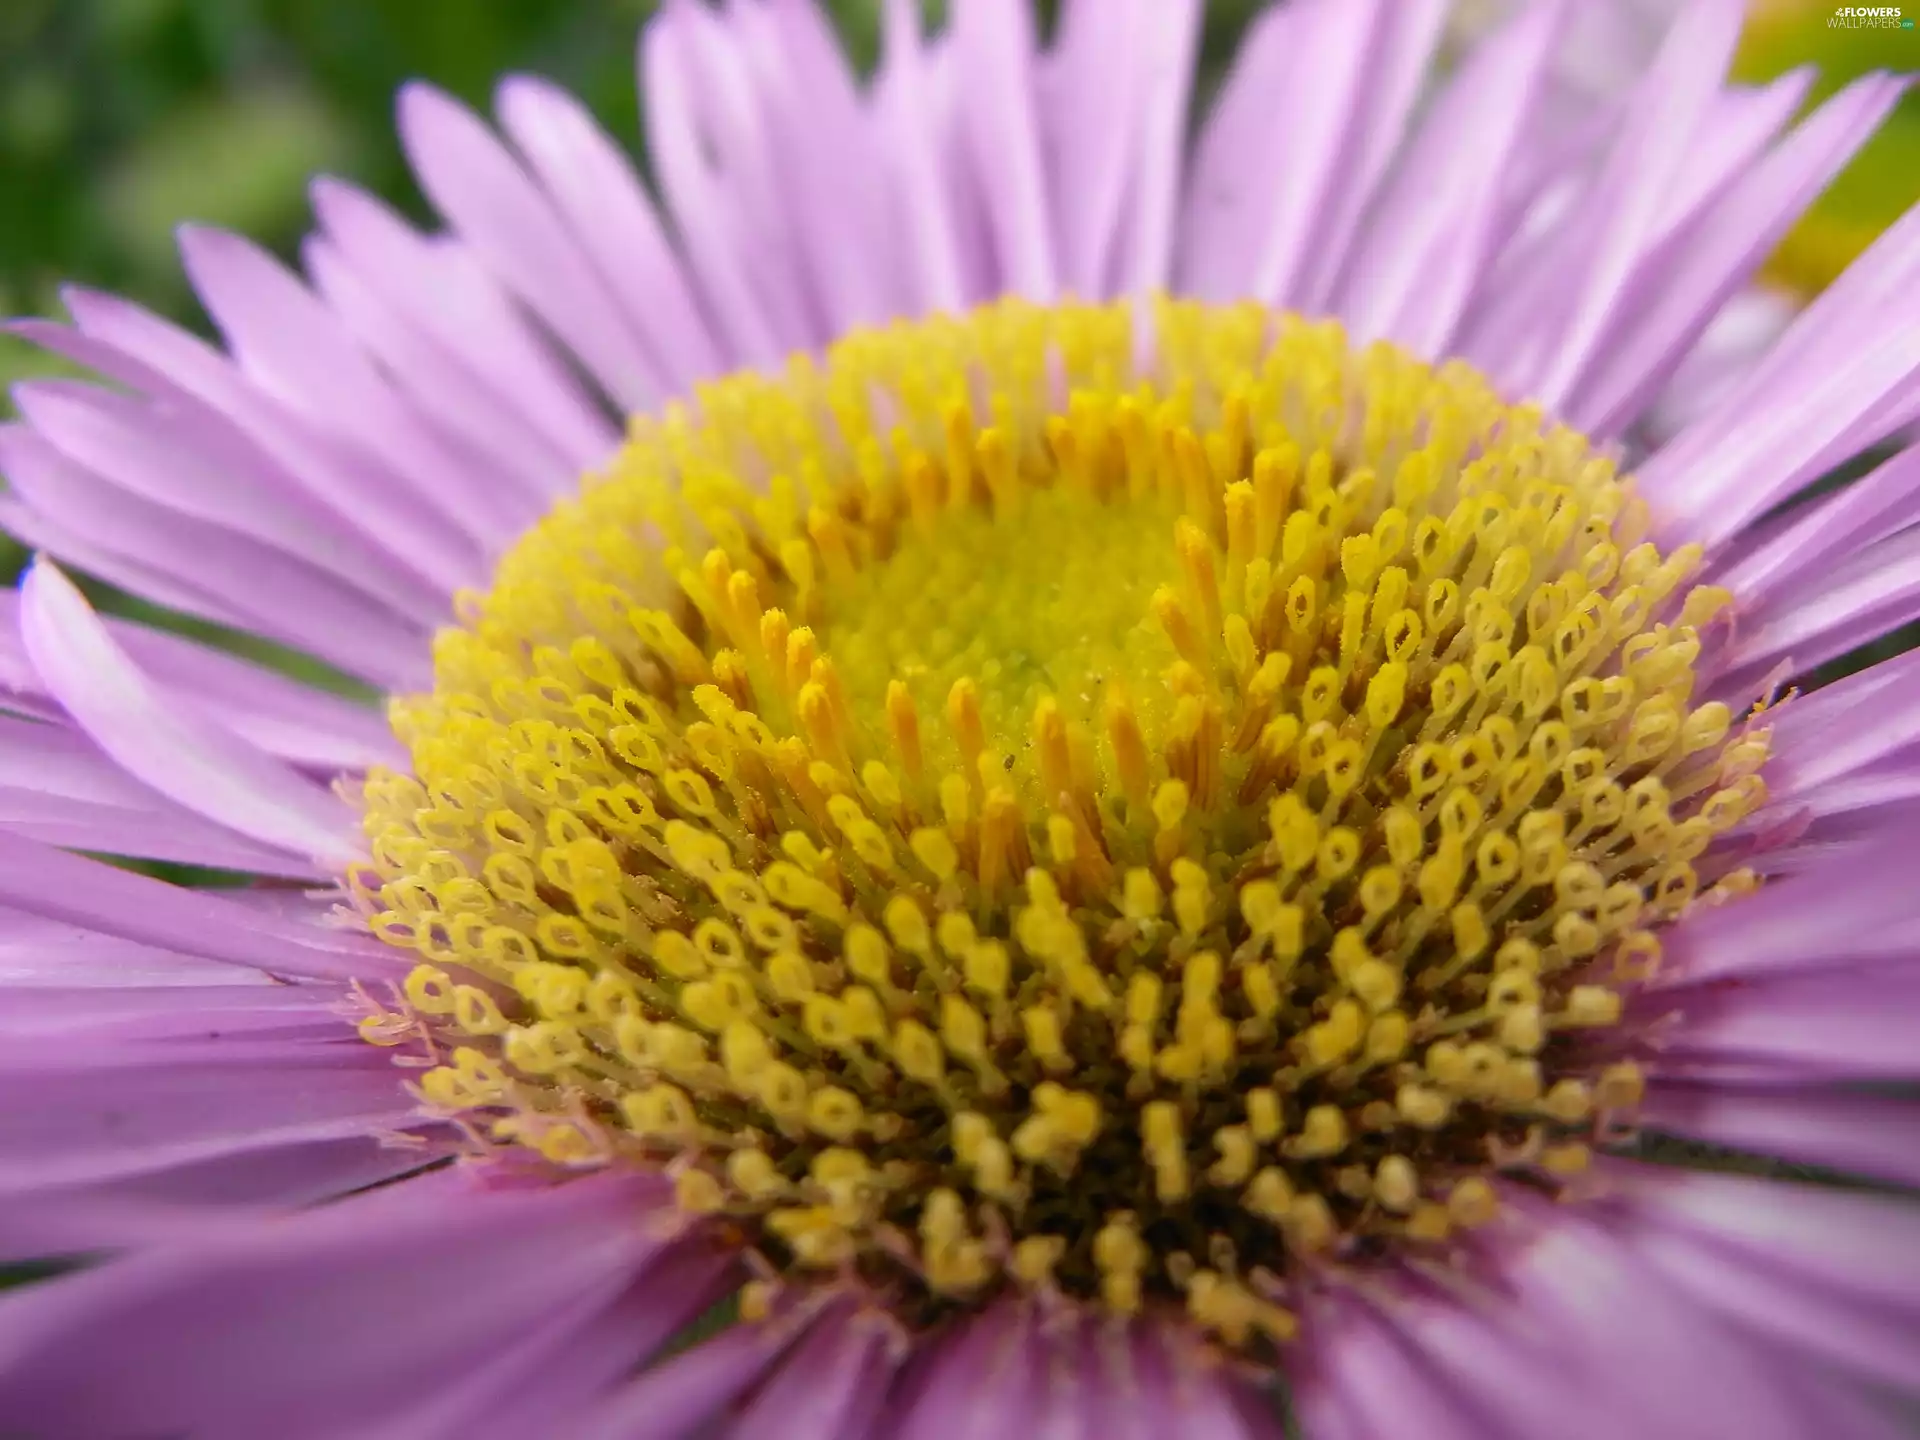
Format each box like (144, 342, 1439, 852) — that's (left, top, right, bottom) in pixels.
(1, 0, 1918, 1435)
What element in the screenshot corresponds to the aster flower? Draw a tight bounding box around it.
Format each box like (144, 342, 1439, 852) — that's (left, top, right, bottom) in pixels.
(1, 0, 1918, 1435)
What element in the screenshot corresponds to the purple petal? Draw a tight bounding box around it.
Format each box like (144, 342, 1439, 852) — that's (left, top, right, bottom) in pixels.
(10, 377, 449, 620)
(0, 1135, 435, 1262)
(399, 81, 670, 409)
(1717, 445, 1920, 631)
(1650, 69, 1818, 249)
(494, 76, 724, 392)
(885, 1303, 1052, 1440)
(1612, 1163, 1920, 1397)
(0, 1167, 681, 1439)
(1335, 1, 1562, 356)
(1655, 967, 1920, 1079)
(1294, 0, 1449, 311)
(309, 179, 617, 474)
(0, 713, 328, 876)
(573, 1314, 803, 1440)
(1181, 0, 1379, 306)
(364, 1236, 739, 1440)
(1243, 0, 1390, 309)
(638, 5, 790, 366)
(1499, 1209, 1857, 1440)
(886, 1306, 1280, 1440)
(1643, 200, 1920, 549)
(1108, 0, 1200, 299)
(1641, 1080, 1920, 1189)
(0, 973, 338, 1038)
(0, 1018, 420, 1195)
(1041, 0, 1148, 298)
(0, 492, 257, 639)
(9, 304, 471, 611)
(727, 3, 903, 339)
(0, 910, 274, 989)
(1612, 1161, 1920, 1315)
(0, 828, 395, 980)
(302, 231, 571, 518)
(0, 428, 435, 688)
(1128, 1321, 1277, 1439)
(952, 0, 1057, 301)
(1714, 520, 1920, 689)
(59, 288, 483, 599)
(1469, 0, 1747, 406)
(1634, 1220, 1918, 1406)
(872, 0, 968, 314)
(1339, 1277, 1642, 1440)
(21, 561, 359, 865)
(1743, 632, 1920, 812)
(1644, 284, 1798, 437)
(1654, 852, 1920, 984)
(1291, 1298, 1503, 1440)
(178, 224, 526, 551)
(1571, 72, 1900, 437)
(727, 1301, 899, 1440)
(0, 587, 399, 774)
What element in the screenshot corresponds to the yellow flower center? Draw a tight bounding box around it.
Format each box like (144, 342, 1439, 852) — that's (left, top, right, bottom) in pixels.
(351, 299, 1768, 1355)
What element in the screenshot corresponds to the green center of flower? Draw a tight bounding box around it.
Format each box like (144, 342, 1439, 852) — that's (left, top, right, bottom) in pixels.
(348, 298, 1769, 1354)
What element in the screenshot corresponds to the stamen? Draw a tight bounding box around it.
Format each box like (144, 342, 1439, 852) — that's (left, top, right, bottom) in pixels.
(358, 298, 1762, 1358)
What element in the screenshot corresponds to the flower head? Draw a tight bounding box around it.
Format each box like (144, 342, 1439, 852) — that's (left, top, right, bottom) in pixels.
(1, 2, 1918, 1436)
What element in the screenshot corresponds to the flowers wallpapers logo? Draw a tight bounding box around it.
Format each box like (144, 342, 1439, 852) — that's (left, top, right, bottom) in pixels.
(0, 1, 1917, 1437)
(1828, 6, 1913, 28)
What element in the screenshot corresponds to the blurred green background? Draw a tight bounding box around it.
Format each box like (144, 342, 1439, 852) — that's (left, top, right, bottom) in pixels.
(0, 0, 1912, 672)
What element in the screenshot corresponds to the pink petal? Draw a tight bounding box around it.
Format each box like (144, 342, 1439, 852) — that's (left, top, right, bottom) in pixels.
(1606, 1163, 1920, 1408)
(0, 1020, 420, 1195)
(302, 231, 570, 517)
(1644, 199, 1920, 548)
(1293, 0, 1449, 310)
(1718, 446, 1920, 626)
(1500, 1209, 1855, 1440)
(1656, 968, 1920, 1079)
(1293, 1299, 1498, 1440)
(1471, 0, 1747, 404)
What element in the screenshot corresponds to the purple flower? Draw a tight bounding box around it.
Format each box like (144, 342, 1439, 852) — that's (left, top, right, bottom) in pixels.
(1, 1, 1918, 1436)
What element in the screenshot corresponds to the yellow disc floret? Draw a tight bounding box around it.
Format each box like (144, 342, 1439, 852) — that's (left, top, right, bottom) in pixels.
(349, 298, 1767, 1354)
